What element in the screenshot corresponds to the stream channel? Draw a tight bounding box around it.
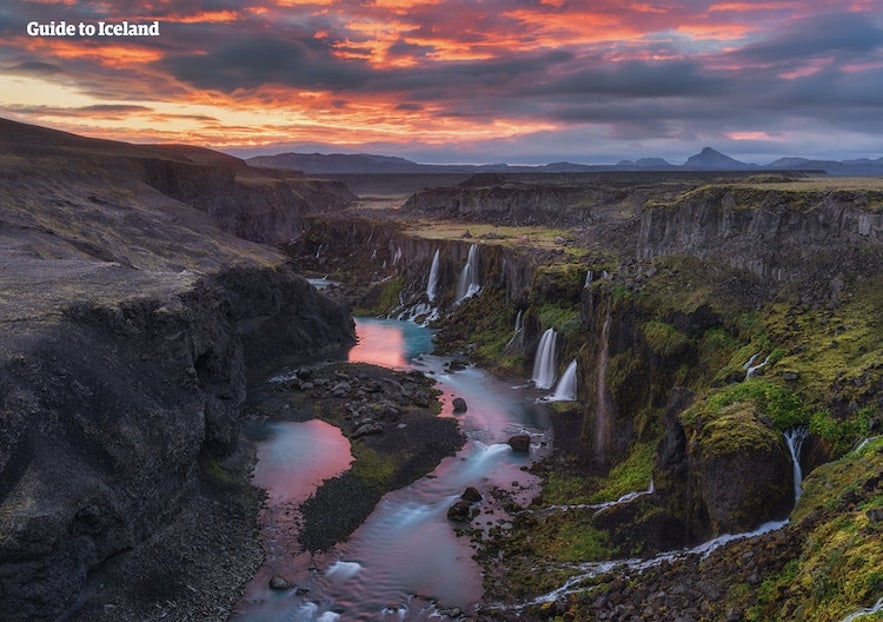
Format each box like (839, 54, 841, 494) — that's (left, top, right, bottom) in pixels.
(234, 317, 553, 621)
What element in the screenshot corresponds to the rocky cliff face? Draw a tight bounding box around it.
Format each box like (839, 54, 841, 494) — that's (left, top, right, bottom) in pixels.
(0, 120, 356, 620)
(293, 216, 552, 310)
(639, 184, 883, 281)
(140, 157, 355, 245)
(0, 263, 354, 621)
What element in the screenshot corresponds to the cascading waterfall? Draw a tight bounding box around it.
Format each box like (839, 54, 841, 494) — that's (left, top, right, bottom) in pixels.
(839, 596, 883, 622)
(426, 249, 440, 302)
(505, 310, 524, 351)
(784, 426, 809, 502)
(456, 244, 481, 303)
(532, 328, 558, 389)
(550, 359, 578, 401)
(744, 353, 771, 380)
(584, 270, 593, 288)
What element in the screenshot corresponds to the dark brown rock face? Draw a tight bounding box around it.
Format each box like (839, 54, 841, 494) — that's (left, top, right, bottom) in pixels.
(0, 265, 355, 621)
(0, 119, 357, 621)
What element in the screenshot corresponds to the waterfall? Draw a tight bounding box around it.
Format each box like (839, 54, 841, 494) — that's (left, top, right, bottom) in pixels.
(456, 244, 480, 302)
(784, 427, 809, 502)
(745, 353, 771, 380)
(426, 250, 440, 302)
(592, 309, 613, 460)
(839, 597, 883, 622)
(550, 360, 578, 401)
(532, 328, 558, 389)
(584, 270, 593, 288)
(505, 310, 524, 351)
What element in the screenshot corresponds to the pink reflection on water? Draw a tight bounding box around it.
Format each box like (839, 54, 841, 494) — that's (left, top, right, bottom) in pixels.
(348, 322, 408, 368)
(252, 420, 353, 505)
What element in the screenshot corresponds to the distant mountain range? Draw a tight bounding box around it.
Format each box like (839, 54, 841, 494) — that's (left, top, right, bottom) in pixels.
(247, 147, 883, 176)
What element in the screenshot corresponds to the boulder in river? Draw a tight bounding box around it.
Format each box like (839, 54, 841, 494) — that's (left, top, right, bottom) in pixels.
(507, 434, 531, 453)
(461, 486, 482, 503)
(447, 499, 476, 522)
(452, 397, 468, 413)
(269, 575, 294, 591)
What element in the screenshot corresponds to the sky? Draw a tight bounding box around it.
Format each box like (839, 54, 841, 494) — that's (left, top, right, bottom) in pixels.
(1, 0, 882, 165)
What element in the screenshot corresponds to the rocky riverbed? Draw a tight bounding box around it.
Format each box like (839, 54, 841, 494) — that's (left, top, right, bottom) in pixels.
(245, 361, 465, 553)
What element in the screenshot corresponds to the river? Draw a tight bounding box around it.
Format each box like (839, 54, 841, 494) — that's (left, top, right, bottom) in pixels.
(234, 317, 552, 621)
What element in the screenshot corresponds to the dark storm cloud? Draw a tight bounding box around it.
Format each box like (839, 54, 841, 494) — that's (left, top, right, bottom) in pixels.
(733, 12, 883, 66)
(374, 50, 574, 93)
(4, 103, 152, 118)
(525, 59, 729, 98)
(160, 36, 373, 91)
(4, 61, 65, 76)
(386, 39, 433, 60)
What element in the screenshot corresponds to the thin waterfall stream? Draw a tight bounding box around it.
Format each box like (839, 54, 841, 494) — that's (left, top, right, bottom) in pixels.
(502, 426, 814, 611)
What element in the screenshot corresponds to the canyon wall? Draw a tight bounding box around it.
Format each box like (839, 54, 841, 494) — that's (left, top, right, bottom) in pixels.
(0, 119, 356, 620)
(639, 185, 883, 281)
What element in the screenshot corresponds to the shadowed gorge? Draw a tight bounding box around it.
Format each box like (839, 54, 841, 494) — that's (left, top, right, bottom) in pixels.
(0, 119, 356, 621)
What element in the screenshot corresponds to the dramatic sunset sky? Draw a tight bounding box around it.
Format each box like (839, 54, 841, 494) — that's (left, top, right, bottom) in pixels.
(1, 0, 881, 164)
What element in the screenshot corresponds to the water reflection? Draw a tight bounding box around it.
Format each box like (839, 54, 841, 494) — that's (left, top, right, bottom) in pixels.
(348, 318, 435, 369)
(239, 317, 550, 621)
(251, 420, 353, 505)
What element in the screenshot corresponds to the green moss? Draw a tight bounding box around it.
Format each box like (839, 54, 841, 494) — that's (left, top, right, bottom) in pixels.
(642, 319, 690, 357)
(434, 287, 525, 374)
(350, 444, 396, 490)
(536, 303, 581, 336)
(740, 437, 883, 622)
(761, 275, 883, 430)
(685, 378, 811, 431)
(633, 255, 753, 319)
(529, 262, 585, 307)
(543, 471, 596, 505)
(591, 442, 655, 503)
(810, 406, 877, 456)
(551, 521, 611, 562)
(353, 275, 406, 316)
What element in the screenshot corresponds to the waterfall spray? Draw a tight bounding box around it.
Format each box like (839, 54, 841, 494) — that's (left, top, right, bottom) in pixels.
(550, 360, 578, 401)
(532, 328, 558, 389)
(427, 249, 440, 302)
(784, 427, 809, 502)
(456, 244, 480, 302)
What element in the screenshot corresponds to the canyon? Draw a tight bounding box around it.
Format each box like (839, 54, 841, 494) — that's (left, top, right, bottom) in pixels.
(1, 118, 881, 621)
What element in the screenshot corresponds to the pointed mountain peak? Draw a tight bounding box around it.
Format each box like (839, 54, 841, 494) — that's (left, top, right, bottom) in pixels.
(684, 147, 756, 170)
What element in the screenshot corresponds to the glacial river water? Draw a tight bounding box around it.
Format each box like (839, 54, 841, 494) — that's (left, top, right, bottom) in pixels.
(234, 318, 553, 621)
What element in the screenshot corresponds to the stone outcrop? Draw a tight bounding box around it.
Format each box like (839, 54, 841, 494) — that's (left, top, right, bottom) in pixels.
(639, 184, 883, 281)
(401, 171, 733, 227)
(140, 156, 355, 245)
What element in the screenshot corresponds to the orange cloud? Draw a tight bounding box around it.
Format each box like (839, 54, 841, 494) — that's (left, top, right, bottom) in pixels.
(727, 131, 775, 140)
(709, 2, 799, 11)
(169, 11, 241, 23)
(675, 23, 755, 41)
(15, 37, 164, 68)
(502, 9, 645, 46)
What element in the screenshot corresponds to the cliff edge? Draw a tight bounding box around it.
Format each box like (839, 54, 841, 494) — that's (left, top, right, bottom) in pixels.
(0, 119, 356, 620)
